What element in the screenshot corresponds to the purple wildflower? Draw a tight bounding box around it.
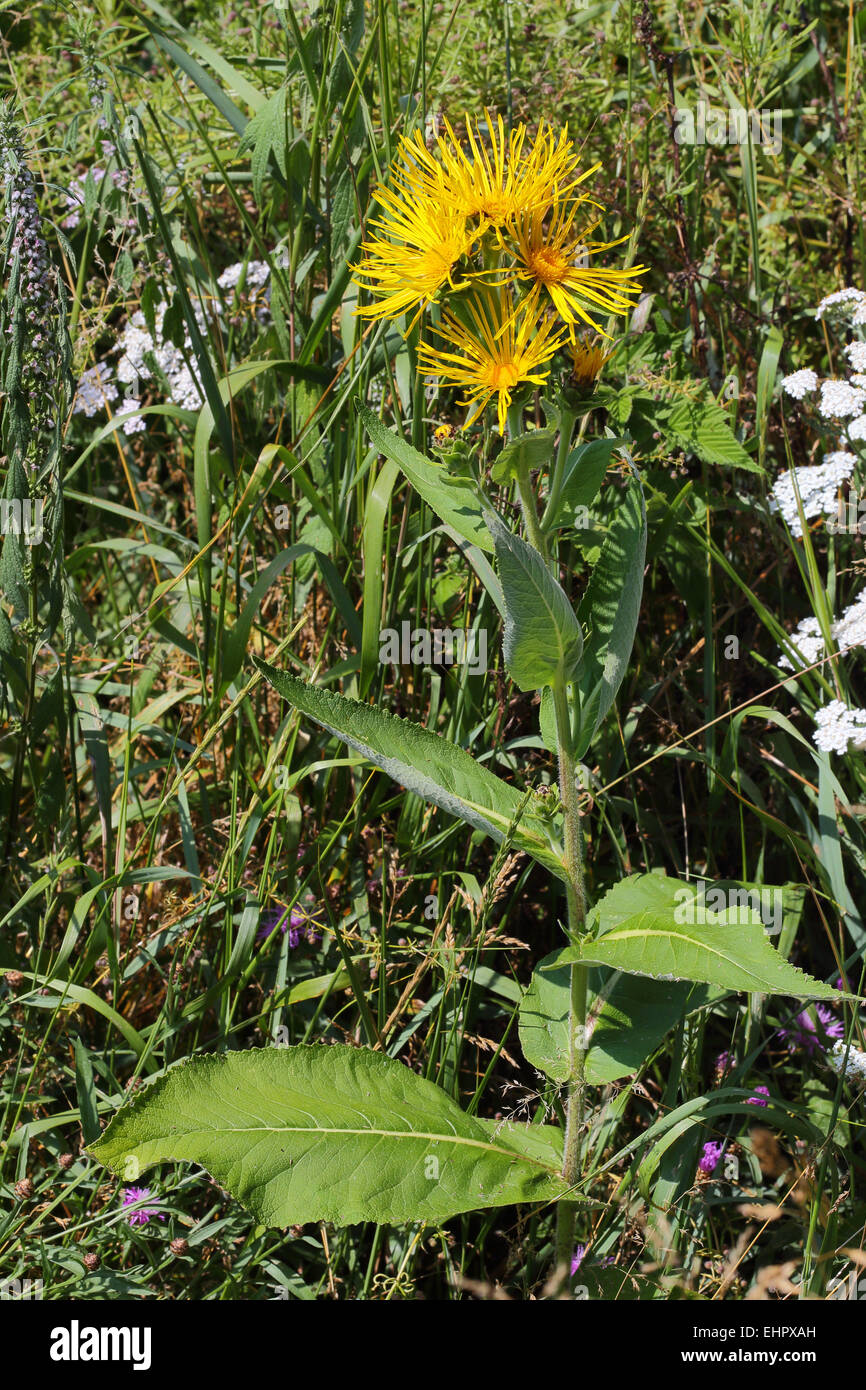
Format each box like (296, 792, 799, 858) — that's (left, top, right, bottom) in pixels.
(257, 902, 323, 948)
(714, 1051, 735, 1083)
(699, 1140, 724, 1176)
(121, 1187, 165, 1227)
(778, 1005, 843, 1057)
(746, 1085, 770, 1107)
(570, 1244, 586, 1275)
(256, 906, 289, 943)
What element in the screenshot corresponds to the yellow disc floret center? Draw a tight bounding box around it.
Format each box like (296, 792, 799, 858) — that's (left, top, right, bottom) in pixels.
(527, 245, 570, 284)
(486, 360, 523, 390)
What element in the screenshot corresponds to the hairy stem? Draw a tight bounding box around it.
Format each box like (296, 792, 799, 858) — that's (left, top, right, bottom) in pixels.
(551, 676, 589, 1277)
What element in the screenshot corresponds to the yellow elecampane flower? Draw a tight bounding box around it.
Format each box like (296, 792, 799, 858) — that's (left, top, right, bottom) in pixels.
(396, 110, 579, 228)
(568, 337, 614, 391)
(513, 196, 646, 336)
(418, 287, 566, 435)
(352, 180, 478, 325)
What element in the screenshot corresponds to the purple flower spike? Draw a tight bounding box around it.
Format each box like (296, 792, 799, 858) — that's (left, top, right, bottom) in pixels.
(570, 1244, 586, 1275)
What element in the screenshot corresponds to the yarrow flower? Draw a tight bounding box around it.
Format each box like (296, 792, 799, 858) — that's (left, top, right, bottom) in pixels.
(779, 593, 866, 671)
(845, 341, 866, 373)
(815, 287, 866, 323)
(818, 380, 866, 420)
(769, 452, 857, 538)
(781, 368, 818, 400)
(698, 1140, 725, 1176)
(827, 1039, 866, 1084)
(121, 1187, 165, 1227)
(778, 1005, 843, 1057)
(812, 699, 866, 755)
(69, 262, 278, 434)
(73, 362, 118, 417)
(779, 614, 824, 672)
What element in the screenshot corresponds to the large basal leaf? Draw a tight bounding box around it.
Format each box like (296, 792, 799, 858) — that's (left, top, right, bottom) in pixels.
(519, 949, 693, 1085)
(358, 401, 493, 552)
(575, 462, 646, 755)
(486, 511, 583, 692)
(253, 659, 565, 878)
(556, 874, 841, 999)
(88, 1046, 567, 1228)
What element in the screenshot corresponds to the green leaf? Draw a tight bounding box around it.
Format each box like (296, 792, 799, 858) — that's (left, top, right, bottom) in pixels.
(88, 1046, 567, 1227)
(357, 402, 493, 551)
(490, 428, 556, 484)
(253, 660, 565, 879)
(575, 460, 646, 754)
(486, 511, 583, 692)
(553, 438, 626, 524)
(556, 874, 842, 999)
(664, 396, 760, 473)
(519, 949, 693, 1085)
(755, 325, 783, 470)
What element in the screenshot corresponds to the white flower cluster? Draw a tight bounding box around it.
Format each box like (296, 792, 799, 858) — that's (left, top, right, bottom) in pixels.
(834, 593, 866, 652)
(845, 341, 866, 372)
(819, 380, 866, 420)
(72, 261, 275, 436)
(827, 1038, 866, 1084)
(815, 287, 866, 325)
(779, 615, 823, 671)
(769, 451, 857, 537)
(778, 290, 866, 758)
(812, 699, 866, 754)
(780, 594, 866, 671)
(118, 302, 206, 422)
(218, 259, 272, 323)
(781, 368, 817, 400)
(217, 259, 270, 292)
(72, 362, 118, 417)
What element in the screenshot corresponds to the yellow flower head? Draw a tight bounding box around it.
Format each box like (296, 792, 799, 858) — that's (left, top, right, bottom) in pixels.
(513, 195, 646, 336)
(433, 423, 456, 446)
(353, 177, 478, 326)
(568, 337, 614, 392)
(396, 111, 579, 229)
(418, 287, 566, 435)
